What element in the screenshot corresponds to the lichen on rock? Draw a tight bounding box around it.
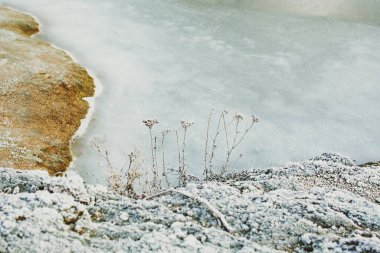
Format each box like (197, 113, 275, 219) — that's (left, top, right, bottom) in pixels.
(0, 5, 95, 174)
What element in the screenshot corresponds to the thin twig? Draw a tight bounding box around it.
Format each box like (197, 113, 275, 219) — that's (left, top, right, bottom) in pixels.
(208, 112, 224, 175)
(162, 130, 171, 188)
(143, 119, 159, 190)
(222, 113, 230, 152)
(176, 130, 182, 185)
(148, 128, 158, 188)
(146, 188, 234, 233)
(221, 118, 239, 175)
(204, 110, 213, 180)
(221, 115, 257, 176)
(181, 128, 187, 186)
(234, 122, 255, 148)
(154, 136, 160, 189)
(162, 134, 166, 175)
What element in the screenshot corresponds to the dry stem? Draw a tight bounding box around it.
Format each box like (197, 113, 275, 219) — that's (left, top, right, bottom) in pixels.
(146, 188, 234, 233)
(208, 111, 224, 176)
(204, 110, 213, 180)
(221, 115, 258, 176)
(161, 129, 171, 187)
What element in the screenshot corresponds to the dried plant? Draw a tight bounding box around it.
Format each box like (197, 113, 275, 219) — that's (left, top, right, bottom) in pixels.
(204, 110, 233, 179)
(204, 110, 213, 180)
(204, 110, 259, 178)
(143, 119, 160, 190)
(123, 152, 141, 197)
(221, 114, 259, 176)
(90, 139, 146, 198)
(178, 120, 194, 187)
(161, 128, 172, 187)
(208, 110, 225, 176)
(93, 109, 258, 197)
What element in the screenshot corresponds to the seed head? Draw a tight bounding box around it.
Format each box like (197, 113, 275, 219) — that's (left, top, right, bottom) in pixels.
(234, 113, 244, 122)
(162, 128, 172, 136)
(143, 119, 159, 129)
(128, 151, 136, 160)
(251, 115, 259, 124)
(181, 120, 194, 129)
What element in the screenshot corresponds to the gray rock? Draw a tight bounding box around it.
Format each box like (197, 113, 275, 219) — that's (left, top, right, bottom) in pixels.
(0, 153, 379, 252)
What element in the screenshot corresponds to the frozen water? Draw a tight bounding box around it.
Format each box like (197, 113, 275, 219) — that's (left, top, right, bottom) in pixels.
(2, 0, 380, 184)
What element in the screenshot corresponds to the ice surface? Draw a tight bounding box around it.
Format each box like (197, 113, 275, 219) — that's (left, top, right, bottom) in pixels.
(2, 0, 380, 184)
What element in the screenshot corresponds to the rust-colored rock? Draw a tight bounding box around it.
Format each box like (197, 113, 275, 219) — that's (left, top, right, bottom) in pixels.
(0, 5, 95, 174)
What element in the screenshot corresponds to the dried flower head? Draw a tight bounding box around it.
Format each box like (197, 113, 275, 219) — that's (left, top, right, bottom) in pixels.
(181, 120, 194, 129)
(143, 119, 159, 129)
(251, 115, 259, 123)
(233, 113, 244, 121)
(128, 151, 136, 160)
(162, 128, 172, 136)
(222, 109, 228, 114)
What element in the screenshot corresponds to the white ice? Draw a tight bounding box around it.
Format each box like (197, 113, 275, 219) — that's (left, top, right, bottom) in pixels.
(2, 0, 380, 184)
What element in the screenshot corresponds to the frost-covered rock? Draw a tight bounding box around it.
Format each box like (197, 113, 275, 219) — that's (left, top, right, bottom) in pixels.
(0, 168, 91, 203)
(225, 152, 380, 203)
(0, 153, 379, 252)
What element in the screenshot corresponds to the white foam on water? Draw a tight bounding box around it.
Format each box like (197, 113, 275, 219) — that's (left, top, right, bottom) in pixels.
(2, 0, 380, 184)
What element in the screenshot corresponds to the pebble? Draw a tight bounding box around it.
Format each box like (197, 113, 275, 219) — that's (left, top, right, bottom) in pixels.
(120, 212, 129, 221)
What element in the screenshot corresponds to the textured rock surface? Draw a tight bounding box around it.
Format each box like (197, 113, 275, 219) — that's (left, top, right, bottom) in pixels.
(0, 5, 94, 174)
(0, 153, 379, 252)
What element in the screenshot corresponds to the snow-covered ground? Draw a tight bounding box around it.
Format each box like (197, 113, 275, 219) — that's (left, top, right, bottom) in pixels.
(2, 0, 380, 184)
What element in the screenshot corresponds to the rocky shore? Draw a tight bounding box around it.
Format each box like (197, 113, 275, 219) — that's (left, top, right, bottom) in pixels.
(0, 5, 379, 253)
(0, 5, 94, 174)
(0, 153, 379, 252)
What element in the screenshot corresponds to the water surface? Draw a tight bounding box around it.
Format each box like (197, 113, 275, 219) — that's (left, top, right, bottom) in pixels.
(2, 0, 380, 184)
